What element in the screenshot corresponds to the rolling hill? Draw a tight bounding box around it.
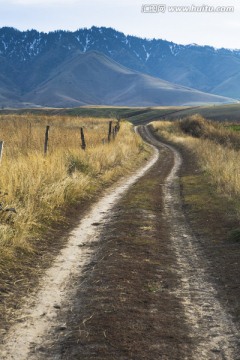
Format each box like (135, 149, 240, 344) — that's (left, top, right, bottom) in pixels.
(20, 51, 234, 107)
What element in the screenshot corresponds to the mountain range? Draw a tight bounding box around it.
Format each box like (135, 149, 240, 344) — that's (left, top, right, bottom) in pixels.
(0, 26, 239, 108)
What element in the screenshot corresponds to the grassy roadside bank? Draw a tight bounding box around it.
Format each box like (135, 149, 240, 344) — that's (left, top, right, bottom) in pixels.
(152, 116, 240, 212)
(0, 115, 151, 330)
(151, 116, 240, 323)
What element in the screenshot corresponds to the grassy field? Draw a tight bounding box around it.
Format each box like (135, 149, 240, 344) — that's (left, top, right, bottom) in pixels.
(1, 109, 239, 253)
(1, 103, 240, 124)
(151, 115, 240, 248)
(0, 106, 196, 124)
(152, 115, 240, 213)
(0, 114, 150, 256)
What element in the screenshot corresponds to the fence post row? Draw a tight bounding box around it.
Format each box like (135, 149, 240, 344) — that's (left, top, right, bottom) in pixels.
(44, 125, 50, 155)
(43, 122, 118, 154)
(0, 141, 4, 163)
(0, 121, 121, 160)
(80, 127, 86, 150)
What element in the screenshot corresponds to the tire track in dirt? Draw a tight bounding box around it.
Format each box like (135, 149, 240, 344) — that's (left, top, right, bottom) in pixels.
(143, 126, 240, 359)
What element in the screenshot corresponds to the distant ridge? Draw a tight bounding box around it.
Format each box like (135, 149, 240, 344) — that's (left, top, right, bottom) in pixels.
(0, 26, 238, 107)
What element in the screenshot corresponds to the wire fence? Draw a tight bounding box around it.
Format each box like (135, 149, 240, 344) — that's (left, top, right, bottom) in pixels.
(0, 119, 121, 161)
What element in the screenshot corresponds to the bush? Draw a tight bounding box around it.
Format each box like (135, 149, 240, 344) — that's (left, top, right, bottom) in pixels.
(179, 115, 240, 150)
(179, 115, 207, 138)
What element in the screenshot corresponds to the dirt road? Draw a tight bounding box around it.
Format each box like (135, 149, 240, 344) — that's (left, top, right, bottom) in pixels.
(0, 125, 239, 359)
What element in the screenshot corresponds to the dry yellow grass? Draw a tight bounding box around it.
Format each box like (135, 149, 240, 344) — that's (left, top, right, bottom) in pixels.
(178, 114, 240, 150)
(0, 114, 150, 254)
(152, 116, 240, 205)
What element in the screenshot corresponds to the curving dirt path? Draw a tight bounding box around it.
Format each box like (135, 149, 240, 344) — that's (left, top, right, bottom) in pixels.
(0, 125, 239, 359)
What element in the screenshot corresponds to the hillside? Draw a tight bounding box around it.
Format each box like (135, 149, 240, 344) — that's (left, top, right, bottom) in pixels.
(0, 49, 235, 108)
(23, 51, 235, 107)
(1, 26, 240, 100)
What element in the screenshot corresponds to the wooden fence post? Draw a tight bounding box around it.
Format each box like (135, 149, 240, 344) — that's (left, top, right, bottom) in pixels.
(80, 127, 86, 150)
(113, 120, 120, 140)
(108, 121, 112, 143)
(44, 125, 50, 155)
(116, 119, 120, 133)
(0, 141, 4, 163)
(112, 126, 116, 140)
(114, 125, 119, 138)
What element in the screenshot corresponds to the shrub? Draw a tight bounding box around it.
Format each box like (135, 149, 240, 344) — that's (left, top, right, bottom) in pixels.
(179, 115, 207, 138)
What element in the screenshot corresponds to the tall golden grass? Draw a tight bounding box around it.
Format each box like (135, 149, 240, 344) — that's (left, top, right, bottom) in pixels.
(0, 114, 150, 253)
(152, 115, 240, 204)
(178, 114, 240, 150)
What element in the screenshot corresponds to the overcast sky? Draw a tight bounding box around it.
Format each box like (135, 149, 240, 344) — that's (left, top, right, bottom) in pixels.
(0, 0, 239, 49)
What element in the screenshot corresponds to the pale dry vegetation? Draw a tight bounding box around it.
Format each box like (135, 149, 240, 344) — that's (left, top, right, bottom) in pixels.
(0, 114, 150, 255)
(152, 115, 240, 205)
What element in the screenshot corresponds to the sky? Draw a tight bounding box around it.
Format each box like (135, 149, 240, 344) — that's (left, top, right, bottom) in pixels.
(0, 0, 240, 49)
